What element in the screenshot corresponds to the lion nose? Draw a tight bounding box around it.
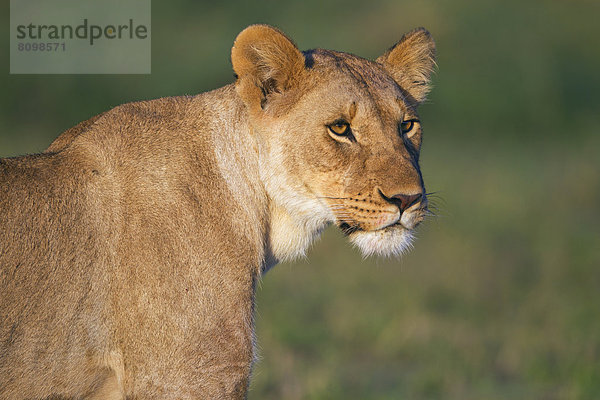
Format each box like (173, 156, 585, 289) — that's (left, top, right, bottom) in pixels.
(388, 193, 423, 213)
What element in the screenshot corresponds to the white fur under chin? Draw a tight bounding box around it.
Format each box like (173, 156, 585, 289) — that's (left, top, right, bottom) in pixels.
(349, 226, 415, 258)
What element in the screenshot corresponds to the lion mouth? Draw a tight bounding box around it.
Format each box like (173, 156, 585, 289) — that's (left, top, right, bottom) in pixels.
(339, 221, 416, 257)
(338, 221, 409, 236)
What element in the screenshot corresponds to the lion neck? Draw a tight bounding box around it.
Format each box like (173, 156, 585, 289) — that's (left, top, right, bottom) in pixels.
(207, 84, 329, 272)
(255, 144, 331, 270)
(263, 199, 329, 271)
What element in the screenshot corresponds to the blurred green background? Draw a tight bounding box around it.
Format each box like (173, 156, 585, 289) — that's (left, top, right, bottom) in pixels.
(2, 0, 599, 398)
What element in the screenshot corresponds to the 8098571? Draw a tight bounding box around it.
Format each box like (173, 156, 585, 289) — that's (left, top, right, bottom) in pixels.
(17, 42, 66, 51)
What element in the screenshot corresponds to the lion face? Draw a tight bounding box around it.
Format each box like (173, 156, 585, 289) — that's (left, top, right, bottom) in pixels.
(232, 25, 435, 257)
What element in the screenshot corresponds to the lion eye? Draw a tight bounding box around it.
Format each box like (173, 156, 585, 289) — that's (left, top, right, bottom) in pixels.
(400, 119, 418, 137)
(328, 121, 351, 136)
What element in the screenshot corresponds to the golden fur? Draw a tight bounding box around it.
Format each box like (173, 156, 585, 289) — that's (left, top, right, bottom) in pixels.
(0, 25, 435, 398)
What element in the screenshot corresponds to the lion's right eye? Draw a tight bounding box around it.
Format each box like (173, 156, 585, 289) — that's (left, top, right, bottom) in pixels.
(328, 121, 351, 136)
(400, 119, 419, 138)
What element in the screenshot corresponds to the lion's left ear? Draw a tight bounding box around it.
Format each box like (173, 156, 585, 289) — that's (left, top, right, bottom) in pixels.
(376, 28, 436, 104)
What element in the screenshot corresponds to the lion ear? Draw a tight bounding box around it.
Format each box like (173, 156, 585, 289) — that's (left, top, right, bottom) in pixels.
(376, 28, 436, 104)
(231, 25, 305, 110)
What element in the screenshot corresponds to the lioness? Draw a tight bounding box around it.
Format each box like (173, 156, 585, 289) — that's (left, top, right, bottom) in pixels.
(0, 25, 436, 398)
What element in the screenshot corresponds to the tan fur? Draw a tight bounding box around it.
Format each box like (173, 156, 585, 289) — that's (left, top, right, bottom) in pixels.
(0, 25, 435, 398)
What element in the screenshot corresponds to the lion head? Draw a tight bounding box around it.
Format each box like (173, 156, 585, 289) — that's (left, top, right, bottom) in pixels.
(231, 25, 436, 259)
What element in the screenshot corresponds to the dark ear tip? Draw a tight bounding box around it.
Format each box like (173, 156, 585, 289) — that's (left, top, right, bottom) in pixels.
(380, 28, 435, 60)
(406, 27, 435, 45)
(413, 27, 432, 36)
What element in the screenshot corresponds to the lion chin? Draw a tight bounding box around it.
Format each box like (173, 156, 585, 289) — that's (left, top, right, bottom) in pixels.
(348, 225, 415, 258)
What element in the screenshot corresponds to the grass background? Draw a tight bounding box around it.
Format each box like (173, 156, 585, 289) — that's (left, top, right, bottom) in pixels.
(2, 0, 599, 398)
